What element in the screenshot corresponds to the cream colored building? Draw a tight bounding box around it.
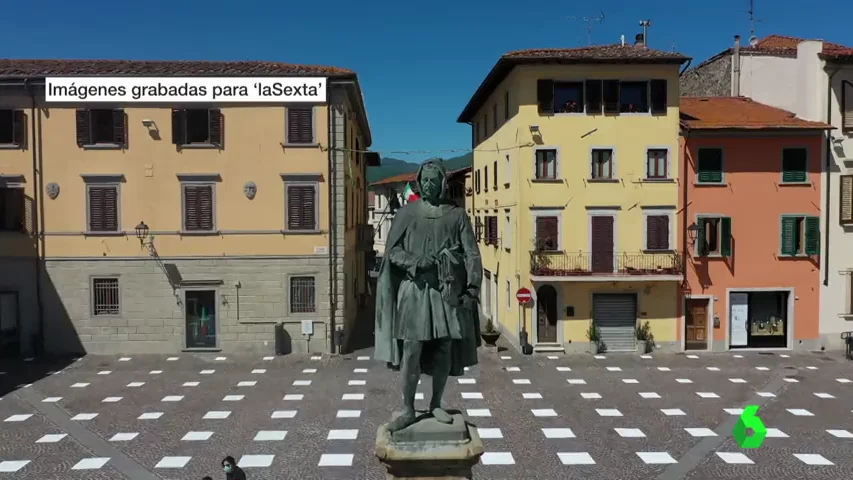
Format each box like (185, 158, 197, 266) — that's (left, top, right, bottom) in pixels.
(0, 60, 377, 356)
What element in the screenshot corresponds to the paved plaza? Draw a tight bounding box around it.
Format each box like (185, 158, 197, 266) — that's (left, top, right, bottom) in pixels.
(0, 347, 852, 479)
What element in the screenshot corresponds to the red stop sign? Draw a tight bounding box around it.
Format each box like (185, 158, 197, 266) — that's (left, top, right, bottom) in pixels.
(516, 287, 533, 304)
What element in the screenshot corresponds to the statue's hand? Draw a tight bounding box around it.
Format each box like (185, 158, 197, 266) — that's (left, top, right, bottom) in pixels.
(460, 295, 477, 309)
(416, 255, 436, 271)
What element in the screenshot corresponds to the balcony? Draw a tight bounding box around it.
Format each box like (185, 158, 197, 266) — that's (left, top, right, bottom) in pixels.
(530, 251, 683, 281)
(356, 224, 375, 252)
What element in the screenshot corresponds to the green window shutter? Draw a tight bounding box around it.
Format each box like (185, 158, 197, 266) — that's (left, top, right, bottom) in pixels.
(782, 149, 808, 183)
(696, 219, 707, 256)
(720, 217, 732, 257)
(805, 216, 820, 255)
(780, 217, 796, 256)
(782, 170, 807, 183)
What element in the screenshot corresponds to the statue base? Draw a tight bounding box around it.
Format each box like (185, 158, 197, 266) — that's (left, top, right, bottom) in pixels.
(375, 411, 484, 480)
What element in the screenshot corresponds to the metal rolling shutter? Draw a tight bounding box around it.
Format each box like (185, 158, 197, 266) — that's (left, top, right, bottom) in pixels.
(593, 294, 637, 352)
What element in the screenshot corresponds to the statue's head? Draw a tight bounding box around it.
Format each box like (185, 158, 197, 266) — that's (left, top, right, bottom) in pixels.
(416, 159, 448, 204)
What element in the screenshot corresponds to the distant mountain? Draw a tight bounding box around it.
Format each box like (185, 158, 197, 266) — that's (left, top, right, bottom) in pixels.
(367, 152, 473, 183)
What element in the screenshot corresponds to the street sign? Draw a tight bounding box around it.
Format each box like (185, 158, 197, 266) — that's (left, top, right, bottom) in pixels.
(516, 287, 533, 305)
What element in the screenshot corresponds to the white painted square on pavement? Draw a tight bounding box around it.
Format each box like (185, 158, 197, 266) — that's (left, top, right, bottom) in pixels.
(167, 357, 178, 361)
(615, 428, 645, 438)
(814, 393, 835, 399)
(477, 428, 503, 439)
(109, 433, 138, 441)
(357, 356, 370, 361)
(348, 380, 366, 386)
(637, 452, 677, 464)
(336, 410, 361, 418)
(215, 356, 226, 361)
(505, 366, 520, 372)
(183, 382, 200, 387)
(71, 382, 89, 388)
(556, 367, 571, 372)
(685, 428, 717, 437)
(4, 414, 32, 422)
(252, 369, 266, 374)
(200, 370, 215, 375)
(292, 380, 311, 386)
(724, 408, 744, 415)
(254, 430, 288, 441)
(606, 367, 622, 372)
(98, 370, 111, 375)
(547, 355, 559, 359)
(532, 409, 557, 417)
(162, 396, 184, 402)
(155, 456, 191, 469)
(238, 455, 274, 468)
(284, 394, 303, 401)
(717, 452, 753, 464)
(458, 378, 476, 384)
(661, 409, 686, 416)
(481, 452, 515, 465)
(513, 379, 531, 385)
(787, 409, 814, 416)
(622, 379, 639, 384)
(461, 392, 483, 399)
(581, 392, 602, 399)
(467, 409, 491, 417)
(271, 411, 296, 419)
(238, 381, 257, 387)
(71, 413, 98, 421)
(676, 379, 693, 384)
(827, 429, 853, 438)
(223, 395, 244, 401)
(127, 382, 145, 387)
(353, 368, 368, 373)
(310, 355, 321, 360)
(594, 355, 606, 359)
(500, 355, 512, 360)
(756, 392, 775, 397)
(182, 431, 213, 441)
(639, 392, 661, 399)
(102, 397, 122, 403)
(138, 412, 163, 420)
(542, 428, 575, 438)
(36, 434, 67, 443)
(793, 454, 833, 466)
(784, 377, 799, 383)
(302, 368, 317, 374)
(765, 428, 788, 438)
(0, 461, 30, 473)
(837, 378, 852, 383)
(149, 370, 162, 375)
(806, 366, 818, 370)
(343, 393, 365, 400)
(523, 393, 543, 399)
(204, 411, 232, 419)
(706, 367, 720, 372)
(696, 392, 719, 398)
(658, 367, 671, 371)
(72, 458, 110, 470)
(596, 408, 622, 417)
(42, 397, 62, 403)
(728, 378, 746, 383)
(318, 454, 354, 467)
(640, 355, 652, 359)
(756, 366, 769, 371)
(686, 355, 699, 359)
(558, 452, 595, 465)
(567, 379, 586, 385)
(119, 357, 131, 361)
(327, 429, 358, 440)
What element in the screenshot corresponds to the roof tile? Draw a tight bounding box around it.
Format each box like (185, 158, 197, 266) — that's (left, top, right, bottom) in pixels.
(680, 96, 832, 130)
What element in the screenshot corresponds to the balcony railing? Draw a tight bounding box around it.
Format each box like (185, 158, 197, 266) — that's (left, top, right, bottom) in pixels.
(530, 251, 683, 277)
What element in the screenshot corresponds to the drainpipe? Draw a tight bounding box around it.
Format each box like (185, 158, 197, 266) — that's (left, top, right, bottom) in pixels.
(732, 35, 741, 96)
(327, 93, 337, 354)
(824, 66, 841, 286)
(25, 79, 45, 356)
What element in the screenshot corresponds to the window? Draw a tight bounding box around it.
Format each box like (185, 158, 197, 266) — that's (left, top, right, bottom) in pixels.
(841, 174, 853, 225)
(182, 184, 215, 232)
(492, 103, 497, 130)
(696, 216, 732, 257)
(286, 106, 314, 144)
(286, 184, 318, 231)
(504, 214, 511, 249)
(493, 160, 498, 189)
(553, 82, 584, 113)
(0, 110, 25, 146)
(780, 215, 820, 256)
(504, 154, 511, 186)
(534, 216, 559, 251)
(91, 277, 120, 316)
(535, 149, 557, 180)
(847, 273, 853, 315)
(843, 80, 853, 132)
(504, 91, 510, 120)
(475, 170, 481, 194)
(0, 187, 24, 231)
(619, 81, 649, 113)
(506, 280, 511, 310)
(585, 80, 603, 114)
(645, 214, 671, 250)
(603, 80, 620, 113)
(591, 149, 613, 179)
(475, 216, 483, 242)
(76, 109, 126, 146)
(696, 148, 724, 183)
(650, 79, 667, 114)
(87, 184, 119, 232)
(484, 165, 489, 191)
(646, 149, 668, 179)
(290, 276, 316, 313)
(781, 148, 808, 183)
(172, 108, 223, 146)
(484, 216, 498, 245)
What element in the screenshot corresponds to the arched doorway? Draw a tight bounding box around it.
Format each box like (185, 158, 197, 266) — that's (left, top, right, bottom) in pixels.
(536, 285, 558, 343)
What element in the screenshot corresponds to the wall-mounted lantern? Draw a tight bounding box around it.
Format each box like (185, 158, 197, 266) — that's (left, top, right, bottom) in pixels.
(135, 221, 150, 245)
(687, 222, 700, 244)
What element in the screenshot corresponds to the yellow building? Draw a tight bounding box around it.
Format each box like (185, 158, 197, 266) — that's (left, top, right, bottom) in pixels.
(457, 42, 690, 353)
(0, 60, 377, 356)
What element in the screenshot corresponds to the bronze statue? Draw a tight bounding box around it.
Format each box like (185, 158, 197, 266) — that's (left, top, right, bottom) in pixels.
(374, 159, 483, 433)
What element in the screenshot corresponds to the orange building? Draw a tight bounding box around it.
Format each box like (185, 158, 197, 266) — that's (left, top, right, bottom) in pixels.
(679, 97, 831, 352)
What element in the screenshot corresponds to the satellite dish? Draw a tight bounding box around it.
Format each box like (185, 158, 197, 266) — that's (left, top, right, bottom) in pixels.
(748, 36, 758, 47)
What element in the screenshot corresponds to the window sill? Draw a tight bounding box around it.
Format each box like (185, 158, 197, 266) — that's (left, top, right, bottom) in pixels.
(643, 249, 675, 254)
(778, 253, 817, 259)
(587, 178, 619, 183)
(553, 111, 585, 116)
(83, 144, 122, 150)
(777, 182, 811, 187)
(84, 231, 125, 237)
(642, 178, 674, 183)
(280, 142, 320, 148)
(531, 179, 561, 184)
(180, 230, 220, 236)
(281, 229, 322, 235)
(839, 314, 853, 320)
(693, 253, 727, 259)
(0, 144, 23, 150)
(178, 143, 220, 149)
(693, 182, 727, 187)
(182, 347, 222, 352)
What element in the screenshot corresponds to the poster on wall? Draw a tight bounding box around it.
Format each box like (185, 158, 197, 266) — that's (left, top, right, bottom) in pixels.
(730, 293, 749, 347)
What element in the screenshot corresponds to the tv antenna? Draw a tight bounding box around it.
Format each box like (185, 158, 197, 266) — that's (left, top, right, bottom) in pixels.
(568, 11, 605, 45)
(746, 0, 762, 44)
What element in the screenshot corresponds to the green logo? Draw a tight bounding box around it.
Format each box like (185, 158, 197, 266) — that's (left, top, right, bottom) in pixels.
(732, 405, 767, 448)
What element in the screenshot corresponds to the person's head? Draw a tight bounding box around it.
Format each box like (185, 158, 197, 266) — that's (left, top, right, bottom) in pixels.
(417, 160, 448, 204)
(221, 456, 236, 474)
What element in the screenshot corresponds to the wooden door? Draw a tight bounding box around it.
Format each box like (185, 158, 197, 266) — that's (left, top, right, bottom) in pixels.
(536, 285, 558, 343)
(685, 299, 708, 349)
(591, 216, 614, 273)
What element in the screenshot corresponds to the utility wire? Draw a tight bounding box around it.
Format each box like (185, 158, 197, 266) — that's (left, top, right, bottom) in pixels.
(320, 142, 537, 156)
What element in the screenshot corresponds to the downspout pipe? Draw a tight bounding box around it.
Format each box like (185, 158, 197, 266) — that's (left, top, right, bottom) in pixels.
(25, 79, 45, 356)
(824, 66, 841, 286)
(327, 93, 336, 353)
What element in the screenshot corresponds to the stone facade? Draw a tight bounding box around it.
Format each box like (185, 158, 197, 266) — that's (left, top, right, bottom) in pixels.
(40, 256, 331, 355)
(679, 55, 732, 97)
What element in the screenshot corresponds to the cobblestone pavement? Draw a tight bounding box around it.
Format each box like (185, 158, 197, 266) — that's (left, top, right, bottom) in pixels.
(0, 348, 852, 480)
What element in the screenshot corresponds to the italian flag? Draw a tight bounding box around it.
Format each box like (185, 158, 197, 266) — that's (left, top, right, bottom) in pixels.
(402, 182, 419, 202)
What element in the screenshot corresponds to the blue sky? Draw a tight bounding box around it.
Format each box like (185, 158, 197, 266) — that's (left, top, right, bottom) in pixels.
(2, 0, 850, 162)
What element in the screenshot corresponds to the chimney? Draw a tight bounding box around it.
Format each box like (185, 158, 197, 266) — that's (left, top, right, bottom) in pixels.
(621, 34, 625, 46)
(635, 33, 646, 48)
(732, 35, 741, 96)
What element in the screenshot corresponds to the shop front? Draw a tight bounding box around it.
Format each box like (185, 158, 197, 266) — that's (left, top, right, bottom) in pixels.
(728, 289, 791, 349)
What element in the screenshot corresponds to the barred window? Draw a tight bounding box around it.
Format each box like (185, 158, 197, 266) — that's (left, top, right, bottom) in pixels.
(290, 276, 316, 313)
(92, 277, 120, 315)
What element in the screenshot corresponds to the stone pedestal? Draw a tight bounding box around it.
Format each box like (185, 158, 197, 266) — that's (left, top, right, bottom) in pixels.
(375, 412, 484, 480)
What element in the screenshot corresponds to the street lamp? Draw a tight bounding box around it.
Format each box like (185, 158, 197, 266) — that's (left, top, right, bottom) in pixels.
(135, 221, 150, 245)
(687, 222, 700, 244)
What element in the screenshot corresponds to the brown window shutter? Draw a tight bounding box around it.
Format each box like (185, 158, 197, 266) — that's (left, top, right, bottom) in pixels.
(493, 161, 498, 189)
(537, 79, 554, 115)
(535, 216, 559, 251)
(76, 109, 90, 146)
(88, 187, 104, 231)
(208, 109, 223, 146)
(841, 174, 853, 225)
(103, 187, 118, 231)
(489, 216, 498, 245)
(172, 109, 186, 145)
(646, 215, 669, 249)
(1, 188, 25, 231)
(198, 185, 214, 230)
(12, 110, 26, 147)
(844, 82, 853, 131)
(650, 79, 668, 114)
(287, 107, 313, 144)
(183, 185, 205, 231)
(288, 185, 316, 230)
(112, 109, 127, 147)
(603, 80, 620, 113)
(585, 80, 603, 114)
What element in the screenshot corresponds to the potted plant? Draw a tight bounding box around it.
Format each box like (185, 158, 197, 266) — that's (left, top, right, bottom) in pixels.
(636, 321, 652, 354)
(481, 318, 501, 346)
(586, 323, 601, 354)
